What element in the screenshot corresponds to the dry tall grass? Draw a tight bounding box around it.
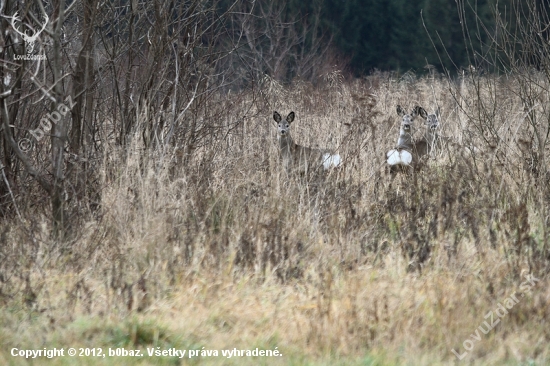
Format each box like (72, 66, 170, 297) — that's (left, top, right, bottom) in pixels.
(1, 72, 549, 365)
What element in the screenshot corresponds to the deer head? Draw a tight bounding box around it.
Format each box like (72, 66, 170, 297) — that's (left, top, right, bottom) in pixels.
(11, 11, 49, 55)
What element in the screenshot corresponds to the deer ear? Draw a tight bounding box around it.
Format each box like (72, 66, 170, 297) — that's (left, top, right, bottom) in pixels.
(286, 112, 295, 123)
(414, 106, 428, 119)
(396, 105, 405, 116)
(273, 111, 282, 123)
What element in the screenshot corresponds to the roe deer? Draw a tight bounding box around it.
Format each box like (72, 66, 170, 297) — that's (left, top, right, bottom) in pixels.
(273, 111, 341, 174)
(423, 108, 481, 158)
(425, 108, 441, 155)
(386, 105, 432, 172)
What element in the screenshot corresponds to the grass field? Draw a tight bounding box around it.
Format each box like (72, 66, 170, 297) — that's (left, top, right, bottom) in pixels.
(1, 72, 549, 365)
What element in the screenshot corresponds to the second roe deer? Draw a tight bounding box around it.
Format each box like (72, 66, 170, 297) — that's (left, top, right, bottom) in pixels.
(386, 105, 432, 172)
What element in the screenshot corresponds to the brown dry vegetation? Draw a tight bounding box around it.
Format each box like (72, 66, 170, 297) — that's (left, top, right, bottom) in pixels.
(1, 72, 550, 365)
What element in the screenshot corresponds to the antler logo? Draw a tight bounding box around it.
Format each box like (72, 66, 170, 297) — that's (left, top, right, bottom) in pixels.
(11, 11, 49, 55)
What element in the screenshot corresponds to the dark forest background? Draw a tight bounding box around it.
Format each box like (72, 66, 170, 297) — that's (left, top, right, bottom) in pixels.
(218, 0, 547, 79)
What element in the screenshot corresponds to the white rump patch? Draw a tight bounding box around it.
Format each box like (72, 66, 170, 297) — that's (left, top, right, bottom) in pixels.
(322, 153, 341, 170)
(386, 149, 412, 166)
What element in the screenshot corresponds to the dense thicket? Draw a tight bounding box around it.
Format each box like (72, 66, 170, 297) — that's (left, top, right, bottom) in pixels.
(1, 0, 549, 239)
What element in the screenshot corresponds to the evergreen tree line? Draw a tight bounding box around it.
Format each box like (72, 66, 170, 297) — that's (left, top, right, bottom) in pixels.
(320, 0, 497, 74)
(218, 0, 547, 79)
